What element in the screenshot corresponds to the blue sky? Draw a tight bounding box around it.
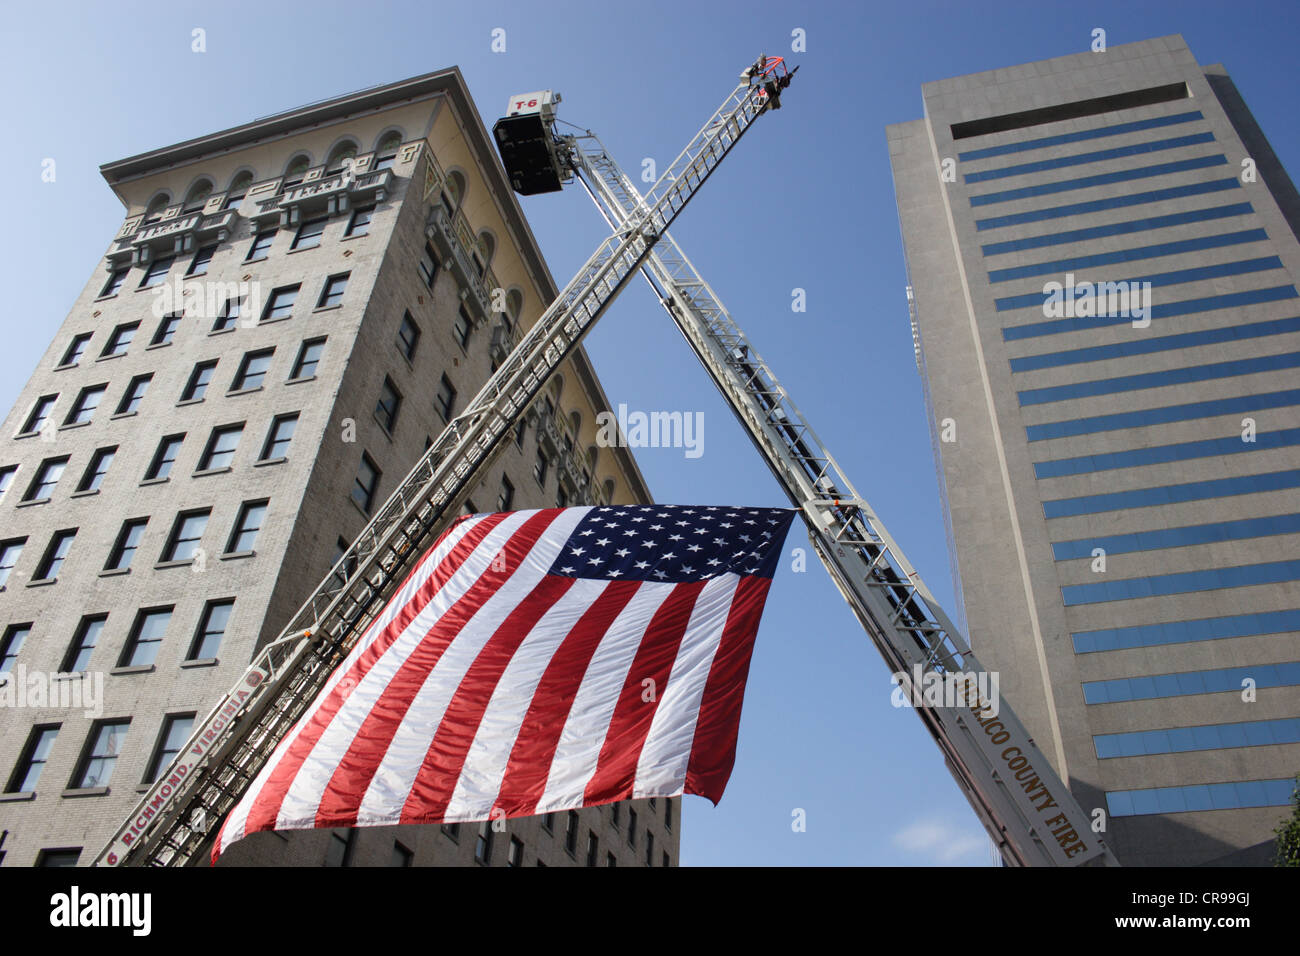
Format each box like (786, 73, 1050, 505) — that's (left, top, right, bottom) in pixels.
(2, 0, 1297, 865)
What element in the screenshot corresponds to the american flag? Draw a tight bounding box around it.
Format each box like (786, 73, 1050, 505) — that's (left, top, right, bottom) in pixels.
(215, 503, 795, 860)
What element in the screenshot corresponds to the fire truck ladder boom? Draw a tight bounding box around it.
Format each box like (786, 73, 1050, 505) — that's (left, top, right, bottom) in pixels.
(95, 57, 790, 867)
(561, 132, 1119, 867)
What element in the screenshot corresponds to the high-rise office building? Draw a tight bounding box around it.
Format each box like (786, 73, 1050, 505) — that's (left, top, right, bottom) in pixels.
(0, 67, 680, 868)
(889, 35, 1299, 865)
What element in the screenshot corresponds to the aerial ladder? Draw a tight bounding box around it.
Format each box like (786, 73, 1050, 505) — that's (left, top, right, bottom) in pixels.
(94, 55, 796, 867)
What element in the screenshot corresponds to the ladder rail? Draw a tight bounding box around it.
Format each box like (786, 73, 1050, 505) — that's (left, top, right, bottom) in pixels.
(95, 58, 788, 867)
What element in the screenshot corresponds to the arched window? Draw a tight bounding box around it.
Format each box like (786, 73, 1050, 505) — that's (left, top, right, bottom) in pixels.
(374, 131, 403, 170)
(224, 171, 253, 209)
(326, 140, 358, 174)
(182, 179, 214, 213)
(475, 231, 495, 277)
(143, 193, 171, 224)
(602, 478, 616, 504)
(441, 170, 466, 217)
(283, 154, 310, 188)
(505, 289, 524, 329)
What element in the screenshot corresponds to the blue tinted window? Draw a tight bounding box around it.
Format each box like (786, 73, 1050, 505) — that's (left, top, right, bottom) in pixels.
(1009, 315, 1300, 373)
(964, 132, 1215, 183)
(971, 155, 1228, 207)
(996, 257, 1281, 311)
(1020, 352, 1300, 406)
(1045, 469, 1300, 519)
(1034, 427, 1300, 478)
(1052, 513, 1300, 560)
(1004, 285, 1297, 341)
(1061, 559, 1300, 606)
(1095, 718, 1300, 759)
(958, 111, 1204, 162)
(1084, 662, 1300, 702)
(982, 203, 1252, 257)
(1028, 390, 1300, 442)
(1106, 779, 1294, 817)
(1075, 608, 1300, 654)
(975, 176, 1237, 230)
(988, 228, 1266, 282)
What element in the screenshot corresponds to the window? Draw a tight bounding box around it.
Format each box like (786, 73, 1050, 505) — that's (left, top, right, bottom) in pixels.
(224, 172, 252, 209)
(453, 306, 471, 349)
(326, 830, 355, 867)
(475, 821, 494, 864)
(101, 322, 139, 357)
(105, 518, 147, 571)
(1, 623, 29, 674)
(663, 851, 670, 867)
(101, 267, 128, 298)
(246, 230, 275, 261)
(143, 193, 170, 223)
(326, 141, 358, 174)
(564, 811, 579, 855)
(213, 298, 241, 332)
(263, 283, 301, 322)
(183, 180, 213, 213)
(227, 500, 267, 553)
(556, 488, 568, 509)
(33, 530, 76, 581)
(391, 842, 414, 867)
(541, 813, 555, 833)
(189, 599, 233, 660)
(317, 273, 349, 309)
(20, 395, 56, 435)
(139, 256, 174, 289)
(665, 797, 672, 830)
(291, 338, 325, 379)
(0, 466, 15, 500)
(162, 510, 209, 563)
(497, 476, 514, 512)
(232, 350, 274, 391)
(120, 609, 172, 668)
(181, 361, 217, 402)
(260, 414, 298, 461)
(150, 315, 181, 348)
(24, 457, 67, 502)
(65, 384, 107, 425)
(645, 831, 655, 866)
(59, 333, 92, 367)
(514, 418, 527, 448)
(72, 720, 130, 788)
(352, 453, 380, 513)
(145, 714, 196, 784)
(37, 849, 82, 867)
(283, 156, 310, 188)
(145, 434, 184, 480)
(612, 802, 621, 829)
(375, 377, 401, 432)
(533, 448, 548, 487)
(507, 836, 524, 866)
(187, 244, 217, 276)
(627, 808, 637, 846)
(585, 831, 599, 867)
(397, 312, 420, 360)
(7, 725, 58, 793)
(346, 205, 374, 237)
(115, 374, 151, 415)
(292, 216, 328, 250)
(435, 375, 456, 421)
(441, 822, 460, 842)
(332, 536, 357, 587)
(0, 542, 26, 589)
(418, 242, 438, 287)
(374, 132, 401, 169)
(198, 425, 242, 471)
(64, 615, 105, 672)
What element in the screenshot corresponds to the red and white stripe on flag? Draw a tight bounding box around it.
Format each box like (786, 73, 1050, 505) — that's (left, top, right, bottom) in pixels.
(215, 503, 795, 861)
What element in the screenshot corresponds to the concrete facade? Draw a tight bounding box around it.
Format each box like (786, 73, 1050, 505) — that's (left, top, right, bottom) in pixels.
(0, 67, 679, 868)
(888, 36, 1300, 866)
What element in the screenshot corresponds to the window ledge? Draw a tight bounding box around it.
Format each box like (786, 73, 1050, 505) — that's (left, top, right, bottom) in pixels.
(258, 315, 291, 326)
(16, 498, 49, 508)
(285, 375, 317, 386)
(62, 787, 110, 799)
(70, 489, 100, 499)
(397, 350, 415, 371)
(193, 466, 233, 479)
(59, 420, 91, 431)
(96, 352, 128, 362)
(13, 431, 39, 440)
(253, 457, 286, 468)
(110, 411, 138, 421)
(0, 791, 35, 803)
(110, 664, 155, 676)
(245, 255, 268, 264)
(180, 657, 218, 669)
(135, 784, 152, 793)
(53, 362, 79, 372)
(340, 233, 369, 242)
(313, 304, 343, 314)
(146, 341, 173, 352)
(99, 567, 130, 578)
(177, 397, 204, 407)
(209, 326, 236, 337)
(93, 293, 119, 303)
(26, 577, 57, 588)
(286, 245, 321, 255)
(154, 559, 194, 570)
(227, 386, 264, 397)
(348, 496, 373, 520)
(52, 671, 87, 682)
(220, 550, 255, 561)
(140, 476, 169, 487)
(373, 416, 395, 441)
